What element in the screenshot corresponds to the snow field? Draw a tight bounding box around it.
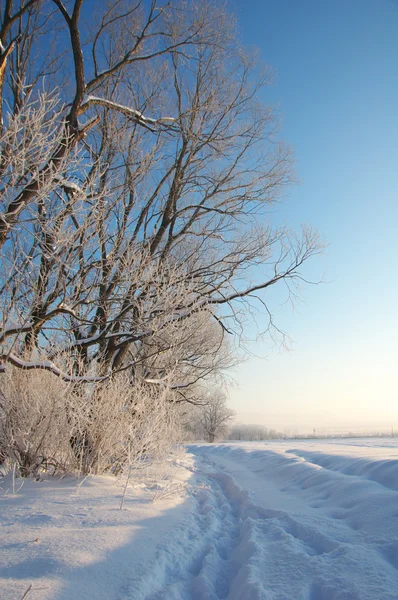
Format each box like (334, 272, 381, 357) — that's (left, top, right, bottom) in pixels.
(1, 438, 398, 599)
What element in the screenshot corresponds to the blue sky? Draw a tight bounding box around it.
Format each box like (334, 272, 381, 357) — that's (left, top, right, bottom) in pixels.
(228, 0, 398, 432)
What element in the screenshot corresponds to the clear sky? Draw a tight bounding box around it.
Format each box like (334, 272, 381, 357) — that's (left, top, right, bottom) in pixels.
(227, 0, 398, 433)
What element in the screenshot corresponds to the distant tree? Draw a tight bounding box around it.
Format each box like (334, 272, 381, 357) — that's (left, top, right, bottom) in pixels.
(200, 392, 234, 443)
(228, 423, 282, 441)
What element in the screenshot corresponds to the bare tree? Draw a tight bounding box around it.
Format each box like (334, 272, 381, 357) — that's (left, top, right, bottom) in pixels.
(0, 1, 322, 390)
(0, 0, 214, 249)
(199, 391, 235, 443)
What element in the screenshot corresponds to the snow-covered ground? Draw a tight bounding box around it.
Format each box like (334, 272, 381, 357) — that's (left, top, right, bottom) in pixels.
(1, 438, 398, 599)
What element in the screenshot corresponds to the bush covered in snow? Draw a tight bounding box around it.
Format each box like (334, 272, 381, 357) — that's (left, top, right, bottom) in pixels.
(0, 366, 181, 476)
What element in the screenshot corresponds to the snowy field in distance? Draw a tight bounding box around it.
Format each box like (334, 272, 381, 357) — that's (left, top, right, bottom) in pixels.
(1, 438, 398, 599)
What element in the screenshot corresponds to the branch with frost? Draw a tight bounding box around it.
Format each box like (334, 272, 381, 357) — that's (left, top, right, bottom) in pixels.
(0, 304, 82, 345)
(0, 352, 107, 383)
(41, 237, 320, 364)
(46, 329, 150, 361)
(0, 112, 99, 251)
(78, 96, 176, 132)
(52, 175, 85, 196)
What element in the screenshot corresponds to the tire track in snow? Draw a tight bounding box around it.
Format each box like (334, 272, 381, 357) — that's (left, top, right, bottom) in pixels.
(145, 454, 272, 600)
(182, 454, 333, 600)
(144, 447, 398, 600)
(187, 472, 244, 599)
(188, 444, 398, 600)
(181, 455, 346, 600)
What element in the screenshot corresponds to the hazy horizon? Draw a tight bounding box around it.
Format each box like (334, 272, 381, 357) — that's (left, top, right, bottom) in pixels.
(232, 409, 397, 436)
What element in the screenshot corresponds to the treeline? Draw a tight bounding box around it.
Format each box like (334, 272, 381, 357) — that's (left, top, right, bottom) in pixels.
(228, 424, 283, 441)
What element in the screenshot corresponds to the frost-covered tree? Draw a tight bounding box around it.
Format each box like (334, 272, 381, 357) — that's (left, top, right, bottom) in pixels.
(0, 0, 321, 386)
(0, 0, 322, 477)
(199, 392, 235, 443)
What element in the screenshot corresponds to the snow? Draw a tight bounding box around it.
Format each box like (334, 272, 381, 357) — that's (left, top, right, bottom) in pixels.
(81, 97, 175, 129)
(0, 456, 194, 600)
(1, 438, 398, 599)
